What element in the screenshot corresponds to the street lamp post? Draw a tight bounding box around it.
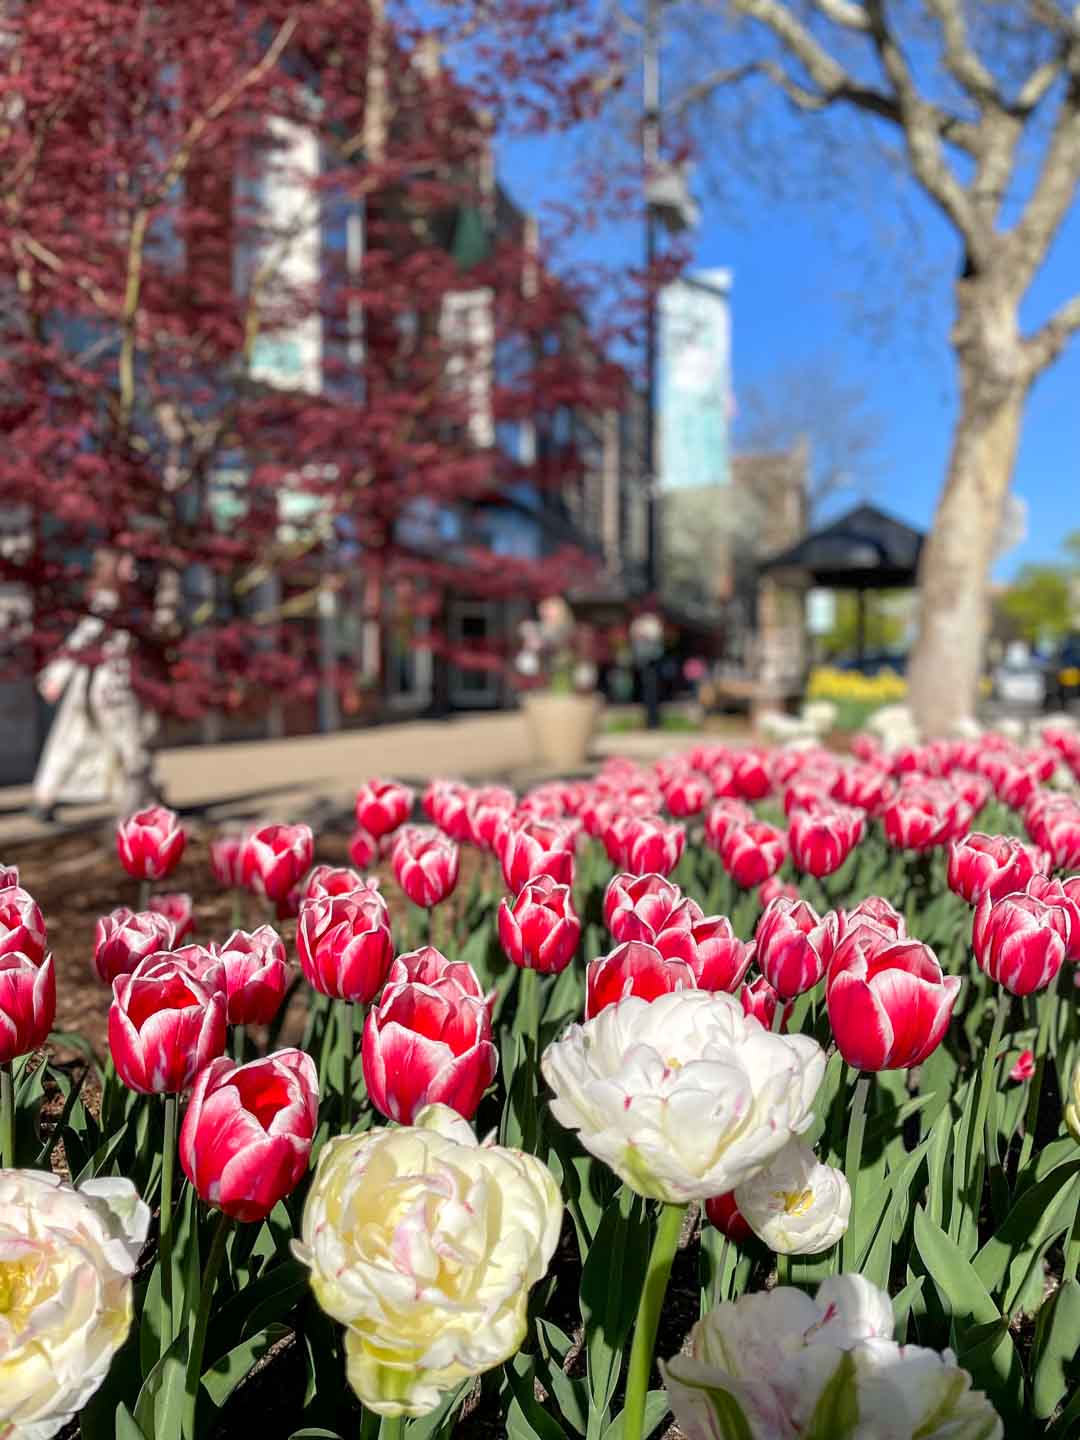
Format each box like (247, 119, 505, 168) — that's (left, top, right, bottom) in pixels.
(643, 0, 662, 730)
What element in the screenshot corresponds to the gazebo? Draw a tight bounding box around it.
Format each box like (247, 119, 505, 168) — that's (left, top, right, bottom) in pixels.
(758, 503, 925, 664)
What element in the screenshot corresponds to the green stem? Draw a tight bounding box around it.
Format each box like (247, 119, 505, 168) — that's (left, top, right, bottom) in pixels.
(964, 992, 1010, 1240)
(233, 1025, 247, 1064)
(623, 1202, 685, 1440)
(182, 1209, 232, 1440)
(139, 878, 151, 912)
(340, 1001, 356, 1133)
(0, 1060, 14, 1168)
(1018, 989, 1054, 1174)
(160, 1093, 178, 1353)
(377, 1416, 405, 1440)
(230, 889, 244, 931)
(842, 1073, 870, 1272)
(518, 966, 540, 1058)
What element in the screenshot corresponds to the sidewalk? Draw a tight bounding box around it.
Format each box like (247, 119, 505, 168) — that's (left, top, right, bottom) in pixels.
(0, 711, 733, 847)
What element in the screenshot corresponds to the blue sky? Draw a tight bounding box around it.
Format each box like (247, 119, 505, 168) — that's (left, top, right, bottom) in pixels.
(496, 111, 1080, 583)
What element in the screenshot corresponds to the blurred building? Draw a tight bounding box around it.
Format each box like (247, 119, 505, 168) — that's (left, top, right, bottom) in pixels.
(0, 16, 649, 778)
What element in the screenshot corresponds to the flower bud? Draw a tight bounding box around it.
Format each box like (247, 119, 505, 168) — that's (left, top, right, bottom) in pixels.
(466, 785, 517, 850)
(92, 906, 175, 985)
(703, 1191, 753, 1245)
(148, 891, 194, 943)
(972, 890, 1069, 996)
(498, 818, 575, 894)
(734, 1139, 850, 1255)
(210, 831, 247, 888)
(391, 826, 460, 909)
(827, 938, 960, 1069)
(720, 821, 787, 889)
(1065, 1057, 1080, 1144)
(297, 892, 394, 1003)
(704, 798, 754, 854)
(498, 875, 581, 974)
(618, 815, 686, 877)
(354, 778, 415, 840)
(363, 965, 497, 1124)
(585, 940, 697, 1019)
(348, 826, 377, 869)
(242, 823, 314, 903)
(218, 926, 290, 1025)
(755, 897, 841, 1000)
(116, 805, 185, 881)
(180, 1049, 318, 1221)
(108, 955, 226, 1093)
(0, 952, 55, 1063)
(946, 832, 1047, 907)
(788, 805, 864, 878)
(423, 779, 474, 841)
(303, 865, 378, 903)
(740, 974, 793, 1032)
(0, 884, 46, 966)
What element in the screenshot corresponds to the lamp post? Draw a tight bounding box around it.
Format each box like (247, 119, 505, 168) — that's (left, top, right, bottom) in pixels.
(641, 0, 698, 729)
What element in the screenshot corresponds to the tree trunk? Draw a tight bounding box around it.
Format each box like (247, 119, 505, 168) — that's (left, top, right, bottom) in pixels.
(907, 337, 1028, 737)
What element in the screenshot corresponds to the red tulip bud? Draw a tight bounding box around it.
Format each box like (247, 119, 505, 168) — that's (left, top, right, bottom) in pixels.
(362, 962, 497, 1124)
(391, 826, 460, 909)
(0, 952, 55, 1063)
(108, 956, 226, 1093)
(720, 822, 787, 889)
(972, 890, 1069, 996)
(354, 778, 415, 840)
(827, 938, 960, 1070)
(148, 892, 194, 943)
(116, 805, 185, 881)
(498, 875, 581, 974)
(93, 906, 175, 985)
(946, 832, 1047, 907)
(180, 1049, 318, 1221)
(0, 885, 46, 966)
(218, 926, 290, 1025)
(242, 824, 314, 903)
(297, 892, 393, 1003)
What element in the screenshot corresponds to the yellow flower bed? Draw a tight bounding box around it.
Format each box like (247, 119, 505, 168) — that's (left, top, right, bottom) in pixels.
(807, 665, 909, 704)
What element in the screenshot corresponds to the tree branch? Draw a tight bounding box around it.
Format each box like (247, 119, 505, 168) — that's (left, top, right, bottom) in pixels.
(1025, 291, 1080, 374)
(1011, 71, 1080, 292)
(726, 0, 981, 245)
(923, 0, 1000, 106)
(810, 0, 871, 30)
(861, 0, 981, 252)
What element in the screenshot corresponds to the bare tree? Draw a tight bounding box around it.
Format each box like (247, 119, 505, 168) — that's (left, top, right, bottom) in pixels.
(737, 359, 883, 519)
(616, 0, 1080, 734)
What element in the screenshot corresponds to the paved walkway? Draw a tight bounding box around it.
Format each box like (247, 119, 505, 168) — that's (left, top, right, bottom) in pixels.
(0, 711, 742, 846)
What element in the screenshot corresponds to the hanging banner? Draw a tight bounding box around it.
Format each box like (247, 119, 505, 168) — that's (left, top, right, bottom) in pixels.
(658, 268, 732, 491)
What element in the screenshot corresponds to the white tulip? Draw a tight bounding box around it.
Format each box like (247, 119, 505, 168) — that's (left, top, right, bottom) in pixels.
(663, 1274, 1002, 1440)
(541, 989, 827, 1205)
(0, 1169, 149, 1440)
(293, 1104, 563, 1418)
(734, 1140, 850, 1255)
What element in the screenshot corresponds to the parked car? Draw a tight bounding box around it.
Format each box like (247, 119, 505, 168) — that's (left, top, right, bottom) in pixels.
(832, 650, 909, 677)
(1049, 633, 1080, 709)
(991, 642, 1048, 710)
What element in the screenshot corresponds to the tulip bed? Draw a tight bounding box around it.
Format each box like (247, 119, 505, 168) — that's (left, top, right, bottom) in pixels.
(3, 727, 1080, 1440)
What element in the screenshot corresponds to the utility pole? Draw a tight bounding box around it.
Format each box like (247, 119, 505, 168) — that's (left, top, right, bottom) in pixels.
(642, 0, 662, 731)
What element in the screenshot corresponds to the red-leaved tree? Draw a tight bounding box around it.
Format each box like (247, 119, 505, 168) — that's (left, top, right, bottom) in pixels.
(0, 0, 624, 726)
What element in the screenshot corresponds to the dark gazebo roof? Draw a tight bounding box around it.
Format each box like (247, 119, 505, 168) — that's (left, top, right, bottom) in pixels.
(759, 503, 924, 589)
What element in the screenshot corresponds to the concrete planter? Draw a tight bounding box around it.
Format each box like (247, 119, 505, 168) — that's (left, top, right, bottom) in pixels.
(522, 691, 600, 772)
